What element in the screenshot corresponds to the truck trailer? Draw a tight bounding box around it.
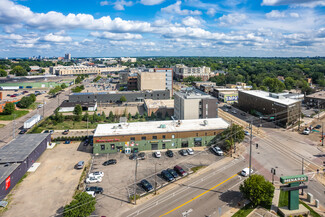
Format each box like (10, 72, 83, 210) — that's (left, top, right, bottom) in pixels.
(24, 114, 42, 129)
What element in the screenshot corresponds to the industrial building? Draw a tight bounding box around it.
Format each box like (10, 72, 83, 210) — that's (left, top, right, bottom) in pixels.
(238, 90, 301, 127)
(144, 99, 174, 118)
(68, 90, 171, 103)
(93, 118, 229, 154)
(305, 91, 325, 109)
(174, 88, 218, 120)
(0, 134, 51, 200)
(58, 101, 97, 112)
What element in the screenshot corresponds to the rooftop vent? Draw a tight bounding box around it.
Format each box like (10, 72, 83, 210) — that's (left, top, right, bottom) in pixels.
(160, 124, 166, 128)
(203, 120, 208, 126)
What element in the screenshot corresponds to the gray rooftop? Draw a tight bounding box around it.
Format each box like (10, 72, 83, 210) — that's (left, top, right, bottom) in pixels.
(0, 134, 50, 164)
(0, 163, 20, 188)
(176, 88, 216, 99)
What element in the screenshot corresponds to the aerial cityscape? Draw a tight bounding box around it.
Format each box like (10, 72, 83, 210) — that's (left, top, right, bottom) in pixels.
(0, 0, 325, 217)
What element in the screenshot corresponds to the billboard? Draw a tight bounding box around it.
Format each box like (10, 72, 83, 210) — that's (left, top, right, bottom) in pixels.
(225, 94, 238, 102)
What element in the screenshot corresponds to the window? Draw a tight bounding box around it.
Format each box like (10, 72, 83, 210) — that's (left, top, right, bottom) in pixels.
(130, 137, 135, 141)
(162, 135, 166, 139)
(141, 136, 146, 140)
(162, 144, 166, 149)
(205, 133, 207, 136)
(101, 145, 105, 150)
(152, 136, 157, 139)
(111, 144, 115, 150)
(214, 132, 216, 135)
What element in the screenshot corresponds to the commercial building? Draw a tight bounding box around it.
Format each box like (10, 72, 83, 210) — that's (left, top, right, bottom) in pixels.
(238, 90, 301, 127)
(137, 72, 166, 91)
(50, 66, 127, 76)
(174, 64, 212, 81)
(304, 91, 325, 109)
(127, 76, 138, 91)
(65, 53, 71, 60)
(69, 90, 171, 103)
(174, 88, 218, 120)
(93, 118, 229, 154)
(144, 99, 174, 118)
(0, 134, 51, 200)
(218, 92, 238, 104)
(59, 101, 97, 112)
(193, 81, 216, 89)
(120, 57, 137, 63)
(154, 68, 173, 95)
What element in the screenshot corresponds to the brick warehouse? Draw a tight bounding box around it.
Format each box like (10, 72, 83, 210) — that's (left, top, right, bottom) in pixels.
(92, 118, 229, 154)
(0, 134, 51, 200)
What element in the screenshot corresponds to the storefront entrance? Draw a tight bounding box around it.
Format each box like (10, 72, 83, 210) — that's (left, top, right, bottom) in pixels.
(151, 143, 158, 150)
(181, 141, 188, 148)
(194, 138, 202, 147)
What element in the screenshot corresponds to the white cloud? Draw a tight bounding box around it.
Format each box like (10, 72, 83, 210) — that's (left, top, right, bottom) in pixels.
(90, 32, 143, 40)
(218, 13, 247, 26)
(161, 1, 202, 16)
(206, 8, 217, 17)
(266, 10, 286, 19)
(140, 0, 165, 5)
(0, 34, 23, 40)
(182, 16, 201, 27)
(100, 1, 110, 6)
(42, 33, 72, 42)
(261, 0, 325, 8)
(100, 0, 133, 10)
(290, 12, 300, 18)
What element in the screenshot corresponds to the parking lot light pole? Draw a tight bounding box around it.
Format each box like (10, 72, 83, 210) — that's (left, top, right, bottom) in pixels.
(154, 163, 157, 195)
(134, 158, 138, 205)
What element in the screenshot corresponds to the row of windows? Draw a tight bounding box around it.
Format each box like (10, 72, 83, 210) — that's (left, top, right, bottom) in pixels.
(128, 132, 217, 141)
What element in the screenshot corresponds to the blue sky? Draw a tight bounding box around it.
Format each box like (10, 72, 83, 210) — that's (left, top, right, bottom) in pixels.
(0, 0, 325, 57)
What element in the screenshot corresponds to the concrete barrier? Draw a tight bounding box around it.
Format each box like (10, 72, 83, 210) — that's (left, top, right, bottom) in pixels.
(315, 199, 319, 208)
(307, 193, 313, 203)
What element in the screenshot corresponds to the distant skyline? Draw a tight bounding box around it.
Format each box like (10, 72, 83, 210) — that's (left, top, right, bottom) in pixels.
(0, 0, 325, 58)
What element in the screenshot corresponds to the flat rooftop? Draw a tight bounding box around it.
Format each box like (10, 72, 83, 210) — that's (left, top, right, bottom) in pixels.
(239, 90, 299, 106)
(144, 99, 174, 108)
(60, 100, 97, 107)
(94, 118, 229, 137)
(0, 133, 50, 164)
(306, 91, 325, 100)
(176, 88, 216, 99)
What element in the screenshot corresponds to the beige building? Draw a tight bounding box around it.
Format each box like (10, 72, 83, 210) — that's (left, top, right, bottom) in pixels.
(50, 66, 127, 76)
(120, 57, 137, 63)
(174, 64, 212, 81)
(137, 72, 166, 91)
(144, 99, 174, 118)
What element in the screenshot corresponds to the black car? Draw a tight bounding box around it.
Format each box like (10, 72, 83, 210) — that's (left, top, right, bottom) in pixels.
(161, 170, 175, 182)
(19, 129, 27, 134)
(140, 179, 153, 192)
(315, 125, 321, 129)
(129, 153, 137, 160)
(167, 168, 178, 178)
(166, 150, 174, 158)
(103, 159, 117, 166)
(86, 186, 103, 194)
(138, 152, 146, 160)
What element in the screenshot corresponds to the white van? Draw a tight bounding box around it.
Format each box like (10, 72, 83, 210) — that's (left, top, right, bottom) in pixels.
(241, 168, 253, 177)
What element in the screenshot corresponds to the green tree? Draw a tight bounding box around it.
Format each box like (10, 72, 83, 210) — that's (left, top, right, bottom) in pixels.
(128, 112, 132, 120)
(3, 102, 15, 115)
(262, 77, 285, 93)
(101, 111, 106, 120)
(61, 83, 68, 89)
(17, 96, 33, 108)
(239, 174, 275, 207)
(29, 94, 36, 103)
(82, 111, 89, 121)
(108, 111, 115, 122)
(120, 96, 127, 102)
(73, 104, 82, 116)
(217, 124, 245, 151)
(0, 69, 7, 77)
(284, 77, 296, 90)
(134, 112, 140, 119)
(63, 192, 96, 217)
(10, 66, 27, 76)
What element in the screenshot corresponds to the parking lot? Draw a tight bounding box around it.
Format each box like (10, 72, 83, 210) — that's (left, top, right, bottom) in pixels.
(88, 148, 224, 216)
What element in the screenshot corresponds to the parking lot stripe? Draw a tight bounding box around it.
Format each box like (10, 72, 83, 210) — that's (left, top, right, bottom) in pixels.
(159, 173, 238, 217)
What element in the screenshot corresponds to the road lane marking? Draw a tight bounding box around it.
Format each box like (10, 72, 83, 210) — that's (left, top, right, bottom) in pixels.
(159, 173, 239, 217)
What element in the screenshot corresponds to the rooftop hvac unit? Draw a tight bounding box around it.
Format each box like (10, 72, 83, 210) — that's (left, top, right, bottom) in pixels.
(160, 124, 166, 128)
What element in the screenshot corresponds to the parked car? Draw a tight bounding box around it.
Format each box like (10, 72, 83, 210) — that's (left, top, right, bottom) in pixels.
(140, 179, 153, 192)
(138, 152, 146, 160)
(315, 125, 321, 129)
(86, 186, 103, 194)
(49, 130, 54, 134)
(129, 153, 137, 160)
(187, 148, 194, 155)
(154, 151, 161, 158)
(303, 129, 310, 135)
(85, 176, 102, 184)
(232, 110, 237, 114)
(19, 129, 27, 134)
(244, 131, 250, 136)
(37, 104, 43, 108)
(62, 129, 69, 135)
(76, 161, 84, 169)
(166, 150, 174, 158)
(103, 159, 117, 166)
(225, 109, 229, 112)
(179, 149, 188, 156)
(89, 171, 104, 178)
(174, 165, 188, 176)
(167, 168, 179, 178)
(241, 168, 253, 177)
(23, 91, 29, 94)
(10, 95, 16, 97)
(161, 170, 175, 182)
(85, 191, 96, 198)
(241, 112, 246, 116)
(211, 146, 223, 156)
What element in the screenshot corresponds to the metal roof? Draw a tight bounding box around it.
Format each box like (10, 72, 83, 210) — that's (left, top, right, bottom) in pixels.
(0, 134, 50, 164)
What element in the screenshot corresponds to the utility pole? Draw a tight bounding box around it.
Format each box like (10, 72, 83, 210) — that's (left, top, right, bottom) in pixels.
(322, 122, 324, 146)
(87, 117, 89, 138)
(301, 158, 304, 195)
(318, 101, 320, 120)
(133, 158, 138, 205)
(234, 124, 237, 154)
(154, 163, 157, 195)
(249, 121, 253, 177)
(298, 102, 301, 131)
(43, 99, 45, 118)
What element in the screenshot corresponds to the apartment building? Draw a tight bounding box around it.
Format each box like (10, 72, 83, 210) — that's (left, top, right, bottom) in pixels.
(305, 91, 325, 109)
(174, 88, 218, 120)
(154, 68, 173, 95)
(120, 57, 137, 63)
(174, 64, 212, 81)
(50, 66, 127, 76)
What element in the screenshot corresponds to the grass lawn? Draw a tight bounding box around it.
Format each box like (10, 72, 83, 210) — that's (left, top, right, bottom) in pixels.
(300, 201, 322, 217)
(0, 110, 29, 121)
(233, 203, 255, 217)
(191, 166, 207, 173)
(278, 190, 288, 207)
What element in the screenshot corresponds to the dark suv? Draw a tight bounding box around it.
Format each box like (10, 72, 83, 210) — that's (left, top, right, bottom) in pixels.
(161, 170, 175, 182)
(167, 168, 178, 178)
(140, 179, 153, 192)
(86, 186, 103, 194)
(166, 150, 174, 158)
(103, 159, 117, 166)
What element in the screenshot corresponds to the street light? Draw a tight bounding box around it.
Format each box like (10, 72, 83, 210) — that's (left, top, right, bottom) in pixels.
(271, 168, 276, 184)
(154, 163, 162, 195)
